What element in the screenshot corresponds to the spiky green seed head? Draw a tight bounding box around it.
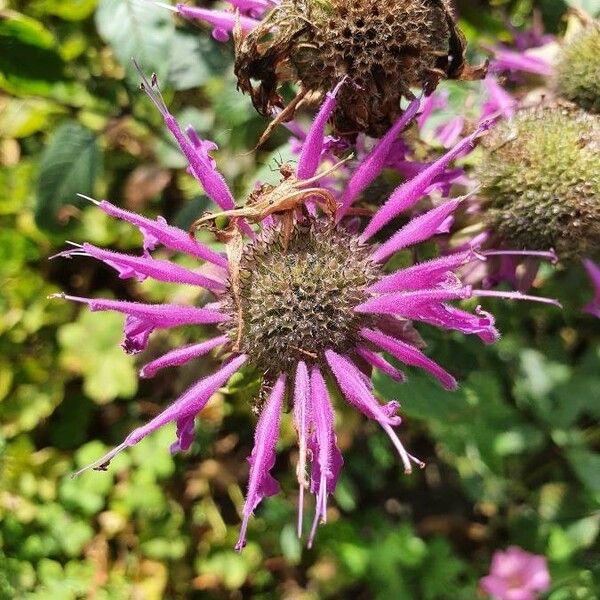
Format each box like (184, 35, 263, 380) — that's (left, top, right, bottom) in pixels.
(235, 0, 485, 138)
(476, 105, 600, 260)
(222, 221, 379, 376)
(555, 24, 600, 113)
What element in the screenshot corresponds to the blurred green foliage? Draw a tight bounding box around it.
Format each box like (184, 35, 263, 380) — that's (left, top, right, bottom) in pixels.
(0, 0, 599, 598)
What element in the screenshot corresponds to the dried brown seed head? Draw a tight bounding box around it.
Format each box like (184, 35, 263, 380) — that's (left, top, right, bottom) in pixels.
(235, 0, 486, 139)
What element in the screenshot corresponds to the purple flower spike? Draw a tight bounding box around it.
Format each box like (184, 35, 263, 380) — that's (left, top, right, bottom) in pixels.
(337, 98, 421, 219)
(236, 373, 286, 552)
(307, 366, 342, 548)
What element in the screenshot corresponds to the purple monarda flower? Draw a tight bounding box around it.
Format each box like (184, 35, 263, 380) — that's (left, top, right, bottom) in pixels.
(53, 75, 559, 550)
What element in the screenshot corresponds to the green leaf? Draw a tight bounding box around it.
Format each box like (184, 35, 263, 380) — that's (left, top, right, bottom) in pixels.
(95, 0, 174, 84)
(566, 448, 600, 494)
(0, 12, 66, 96)
(58, 309, 137, 404)
(167, 27, 231, 91)
(35, 121, 101, 231)
(32, 0, 98, 22)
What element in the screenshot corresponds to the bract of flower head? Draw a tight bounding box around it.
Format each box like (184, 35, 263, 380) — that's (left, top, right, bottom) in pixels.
(480, 546, 551, 600)
(53, 73, 560, 551)
(167, 0, 487, 139)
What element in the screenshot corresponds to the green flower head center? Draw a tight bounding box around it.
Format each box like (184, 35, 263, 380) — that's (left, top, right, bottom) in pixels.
(224, 222, 380, 375)
(477, 105, 600, 259)
(555, 25, 600, 113)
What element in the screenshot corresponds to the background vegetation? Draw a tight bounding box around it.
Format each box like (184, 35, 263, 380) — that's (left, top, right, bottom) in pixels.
(0, 0, 599, 598)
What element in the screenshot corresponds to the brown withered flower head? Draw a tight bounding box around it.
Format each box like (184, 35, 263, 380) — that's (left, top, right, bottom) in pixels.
(234, 0, 487, 139)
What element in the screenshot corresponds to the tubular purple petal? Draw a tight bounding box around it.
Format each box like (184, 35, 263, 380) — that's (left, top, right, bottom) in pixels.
(326, 350, 421, 474)
(296, 78, 346, 180)
(325, 350, 400, 426)
(170, 416, 196, 454)
(95, 199, 227, 267)
(360, 328, 457, 390)
(337, 99, 421, 219)
(77, 243, 225, 291)
(369, 199, 462, 263)
(52, 294, 229, 353)
(72, 355, 248, 477)
(140, 335, 229, 378)
(176, 4, 259, 33)
(236, 373, 286, 551)
(355, 286, 473, 316)
(361, 125, 487, 241)
(293, 361, 310, 538)
(367, 250, 476, 293)
(491, 47, 553, 76)
(356, 346, 406, 382)
(307, 366, 342, 548)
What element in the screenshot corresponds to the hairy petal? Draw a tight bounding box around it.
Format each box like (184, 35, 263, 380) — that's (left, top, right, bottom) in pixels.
(360, 328, 457, 390)
(293, 361, 310, 537)
(355, 286, 473, 316)
(369, 200, 462, 264)
(176, 4, 259, 34)
(297, 78, 346, 180)
(368, 250, 476, 293)
(307, 366, 343, 548)
(53, 294, 228, 354)
(95, 199, 227, 266)
(236, 373, 286, 551)
(140, 335, 229, 378)
(325, 350, 400, 426)
(76, 243, 225, 290)
(337, 99, 420, 218)
(491, 47, 553, 76)
(72, 355, 247, 476)
(361, 125, 487, 241)
(356, 346, 406, 382)
(170, 416, 196, 454)
(326, 350, 421, 474)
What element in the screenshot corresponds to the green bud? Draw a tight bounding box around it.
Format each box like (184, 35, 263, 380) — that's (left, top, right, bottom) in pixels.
(555, 25, 600, 113)
(477, 105, 600, 260)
